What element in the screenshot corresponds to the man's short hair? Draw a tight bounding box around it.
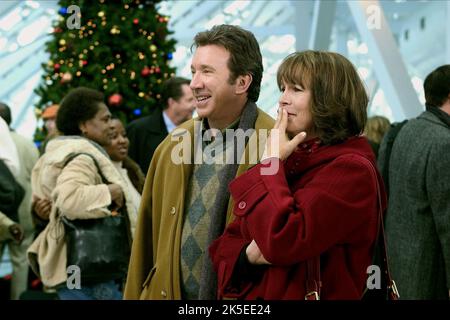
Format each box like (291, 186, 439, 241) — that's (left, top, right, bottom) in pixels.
(0, 102, 12, 126)
(57, 87, 105, 135)
(161, 77, 190, 110)
(277, 51, 368, 145)
(424, 65, 450, 108)
(192, 24, 263, 102)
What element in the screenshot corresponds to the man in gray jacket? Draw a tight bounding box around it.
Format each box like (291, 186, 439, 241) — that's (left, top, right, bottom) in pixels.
(384, 65, 450, 299)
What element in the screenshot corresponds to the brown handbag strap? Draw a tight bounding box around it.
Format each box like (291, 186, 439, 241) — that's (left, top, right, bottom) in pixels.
(354, 155, 399, 300)
(305, 257, 321, 300)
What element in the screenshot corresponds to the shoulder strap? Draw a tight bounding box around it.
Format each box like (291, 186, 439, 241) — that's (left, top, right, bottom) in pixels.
(63, 152, 109, 184)
(305, 154, 399, 300)
(353, 155, 399, 300)
(305, 257, 321, 300)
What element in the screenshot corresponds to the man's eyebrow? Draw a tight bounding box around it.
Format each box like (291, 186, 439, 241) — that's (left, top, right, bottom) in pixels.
(191, 64, 216, 71)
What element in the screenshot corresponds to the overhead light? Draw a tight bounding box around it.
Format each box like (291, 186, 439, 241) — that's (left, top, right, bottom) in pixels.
(25, 1, 40, 9)
(0, 8, 22, 31)
(230, 18, 242, 25)
(411, 76, 423, 92)
(22, 9, 31, 17)
(224, 0, 250, 15)
(265, 35, 295, 54)
(8, 43, 19, 52)
(17, 16, 51, 46)
(0, 37, 7, 50)
(347, 39, 358, 54)
(393, 13, 399, 20)
(357, 43, 368, 54)
(357, 67, 370, 80)
(205, 14, 225, 29)
(241, 10, 250, 18)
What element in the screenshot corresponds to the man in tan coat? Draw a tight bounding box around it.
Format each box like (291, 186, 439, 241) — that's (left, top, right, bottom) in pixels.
(124, 25, 274, 300)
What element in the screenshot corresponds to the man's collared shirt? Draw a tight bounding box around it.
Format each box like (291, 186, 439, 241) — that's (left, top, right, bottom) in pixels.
(162, 110, 176, 133)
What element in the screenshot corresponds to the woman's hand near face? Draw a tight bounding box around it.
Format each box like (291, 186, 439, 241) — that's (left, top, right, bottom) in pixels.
(261, 108, 307, 162)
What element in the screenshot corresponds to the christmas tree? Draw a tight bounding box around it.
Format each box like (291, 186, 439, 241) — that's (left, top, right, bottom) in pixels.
(34, 0, 177, 143)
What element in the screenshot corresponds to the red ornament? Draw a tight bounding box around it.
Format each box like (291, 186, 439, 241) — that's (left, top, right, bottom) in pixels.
(159, 17, 165, 23)
(155, 67, 161, 73)
(54, 27, 63, 33)
(141, 66, 150, 77)
(82, 60, 88, 66)
(108, 93, 123, 107)
(133, 18, 139, 24)
(54, 63, 61, 71)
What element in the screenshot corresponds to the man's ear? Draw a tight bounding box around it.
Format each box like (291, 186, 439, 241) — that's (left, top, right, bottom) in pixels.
(167, 97, 176, 110)
(235, 74, 252, 95)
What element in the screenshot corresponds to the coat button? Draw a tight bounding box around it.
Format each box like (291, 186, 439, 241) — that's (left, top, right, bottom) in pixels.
(170, 207, 176, 215)
(238, 201, 246, 210)
(161, 290, 167, 298)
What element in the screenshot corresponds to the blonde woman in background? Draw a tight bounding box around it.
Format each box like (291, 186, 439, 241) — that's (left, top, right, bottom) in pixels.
(364, 116, 391, 158)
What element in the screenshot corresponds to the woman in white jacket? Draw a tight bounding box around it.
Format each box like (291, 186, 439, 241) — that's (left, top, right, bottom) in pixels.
(28, 87, 137, 300)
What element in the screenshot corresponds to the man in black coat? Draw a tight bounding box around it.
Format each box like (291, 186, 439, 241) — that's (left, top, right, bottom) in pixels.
(127, 77, 195, 174)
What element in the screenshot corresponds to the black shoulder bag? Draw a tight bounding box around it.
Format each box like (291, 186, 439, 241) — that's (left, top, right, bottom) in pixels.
(61, 153, 131, 285)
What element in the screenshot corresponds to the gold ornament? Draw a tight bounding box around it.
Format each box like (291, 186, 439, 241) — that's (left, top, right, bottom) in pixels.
(110, 26, 120, 35)
(61, 72, 73, 83)
(59, 39, 66, 45)
(150, 44, 157, 52)
(98, 11, 105, 17)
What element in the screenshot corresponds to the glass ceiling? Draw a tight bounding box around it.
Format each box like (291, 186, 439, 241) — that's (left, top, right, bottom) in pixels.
(0, 0, 445, 139)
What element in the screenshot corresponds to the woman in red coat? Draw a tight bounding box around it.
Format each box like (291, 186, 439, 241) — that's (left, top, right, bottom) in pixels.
(209, 51, 387, 300)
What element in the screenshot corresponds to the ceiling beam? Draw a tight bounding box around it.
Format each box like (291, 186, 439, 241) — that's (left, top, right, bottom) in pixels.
(347, 0, 423, 120)
(0, 1, 19, 19)
(309, 0, 336, 50)
(294, 0, 313, 51)
(447, 1, 450, 63)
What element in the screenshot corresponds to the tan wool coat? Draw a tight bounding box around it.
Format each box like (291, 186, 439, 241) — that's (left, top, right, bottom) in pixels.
(124, 109, 275, 300)
(27, 137, 137, 288)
